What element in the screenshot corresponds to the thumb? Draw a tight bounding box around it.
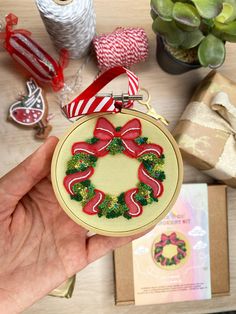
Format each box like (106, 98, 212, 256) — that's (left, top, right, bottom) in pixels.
(0, 136, 58, 214)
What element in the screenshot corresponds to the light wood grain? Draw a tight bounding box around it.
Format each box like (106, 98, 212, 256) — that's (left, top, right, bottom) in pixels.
(0, 0, 236, 313)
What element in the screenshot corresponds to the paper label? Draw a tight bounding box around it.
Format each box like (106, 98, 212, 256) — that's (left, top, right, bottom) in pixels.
(132, 183, 211, 305)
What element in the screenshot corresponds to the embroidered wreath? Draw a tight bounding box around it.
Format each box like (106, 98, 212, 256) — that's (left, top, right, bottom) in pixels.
(154, 232, 187, 266)
(63, 117, 166, 220)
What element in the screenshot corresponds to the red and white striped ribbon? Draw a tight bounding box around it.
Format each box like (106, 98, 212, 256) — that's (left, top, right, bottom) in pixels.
(9, 33, 57, 84)
(63, 66, 139, 119)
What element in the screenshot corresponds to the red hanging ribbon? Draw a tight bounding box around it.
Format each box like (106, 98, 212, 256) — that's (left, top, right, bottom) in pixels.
(63, 66, 139, 119)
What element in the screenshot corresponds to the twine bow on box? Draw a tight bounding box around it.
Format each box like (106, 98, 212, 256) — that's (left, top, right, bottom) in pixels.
(174, 91, 236, 187)
(211, 92, 236, 137)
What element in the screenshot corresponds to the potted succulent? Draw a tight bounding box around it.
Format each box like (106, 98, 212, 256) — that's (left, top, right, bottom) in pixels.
(151, 0, 236, 74)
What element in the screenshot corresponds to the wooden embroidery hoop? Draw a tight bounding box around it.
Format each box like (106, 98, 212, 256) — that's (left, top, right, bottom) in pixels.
(51, 108, 183, 237)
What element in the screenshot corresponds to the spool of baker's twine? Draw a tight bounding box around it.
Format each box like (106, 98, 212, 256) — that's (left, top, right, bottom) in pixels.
(93, 27, 149, 71)
(35, 0, 96, 59)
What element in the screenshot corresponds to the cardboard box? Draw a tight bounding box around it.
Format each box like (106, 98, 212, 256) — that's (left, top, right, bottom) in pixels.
(113, 185, 229, 305)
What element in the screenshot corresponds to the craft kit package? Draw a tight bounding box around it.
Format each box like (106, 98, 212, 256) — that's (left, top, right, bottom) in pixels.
(51, 66, 183, 236)
(173, 70, 236, 187)
(132, 184, 211, 305)
(114, 184, 229, 305)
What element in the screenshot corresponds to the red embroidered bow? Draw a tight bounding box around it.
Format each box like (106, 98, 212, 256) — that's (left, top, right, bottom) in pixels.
(161, 232, 178, 245)
(155, 233, 185, 248)
(72, 117, 163, 159)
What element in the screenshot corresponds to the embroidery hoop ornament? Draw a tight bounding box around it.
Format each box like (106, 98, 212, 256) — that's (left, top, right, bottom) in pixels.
(51, 67, 183, 236)
(63, 116, 166, 219)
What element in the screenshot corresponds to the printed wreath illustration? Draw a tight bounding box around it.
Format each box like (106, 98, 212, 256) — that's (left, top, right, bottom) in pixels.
(63, 117, 166, 219)
(154, 232, 187, 266)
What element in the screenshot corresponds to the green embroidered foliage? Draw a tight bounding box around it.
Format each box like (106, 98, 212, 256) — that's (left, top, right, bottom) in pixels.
(115, 126, 122, 132)
(97, 194, 131, 219)
(155, 246, 163, 253)
(137, 182, 153, 193)
(86, 137, 99, 144)
(135, 136, 149, 145)
(117, 192, 125, 205)
(136, 182, 158, 204)
(135, 193, 148, 206)
(71, 194, 83, 201)
(67, 153, 97, 172)
(154, 171, 166, 181)
(66, 168, 81, 175)
(80, 180, 91, 187)
(72, 182, 95, 206)
(138, 153, 165, 166)
(107, 138, 125, 155)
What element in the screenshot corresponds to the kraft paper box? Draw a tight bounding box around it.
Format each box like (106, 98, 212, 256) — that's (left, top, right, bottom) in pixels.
(113, 185, 229, 305)
(172, 71, 236, 188)
(49, 276, 76, 298)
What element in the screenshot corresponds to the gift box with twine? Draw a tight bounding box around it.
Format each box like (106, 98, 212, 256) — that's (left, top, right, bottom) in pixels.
(173, 70, 236, 188)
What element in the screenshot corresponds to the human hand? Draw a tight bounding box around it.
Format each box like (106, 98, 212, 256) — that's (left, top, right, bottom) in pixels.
(0, 137, 142, 314)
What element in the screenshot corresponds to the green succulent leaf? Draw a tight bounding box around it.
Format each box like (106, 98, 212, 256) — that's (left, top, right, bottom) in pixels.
(198, 34, 225, 68)
(191, 0, 223, 19)
(152, 17, 185, 47)
(150, 8, 158, 20)
(151, 0, 174, 21)
(213, 20, 236, 41)
(181, 29, 204, 48)
(216, 2, 236, 23)
(173, 2, 200, 27)
(214, 19, 236, 35)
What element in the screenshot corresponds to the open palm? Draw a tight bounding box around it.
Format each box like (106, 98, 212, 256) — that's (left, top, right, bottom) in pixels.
(0, 137, 140, 314)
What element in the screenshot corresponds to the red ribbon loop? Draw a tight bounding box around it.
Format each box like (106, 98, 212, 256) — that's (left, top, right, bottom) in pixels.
(63, 66, 139, 119)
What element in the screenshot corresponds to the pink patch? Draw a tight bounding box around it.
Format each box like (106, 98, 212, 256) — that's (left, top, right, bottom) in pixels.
(138, 143, 163, 158)
(138, 164, 164, 198)
(124, 188, 143, 217)
(63, 167, 94, 195)
(72, 142, 96, 156)
(83, 189, 105, 215)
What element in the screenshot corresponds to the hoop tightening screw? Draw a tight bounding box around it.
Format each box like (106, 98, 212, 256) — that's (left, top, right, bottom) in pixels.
(96, 93, 143, 103)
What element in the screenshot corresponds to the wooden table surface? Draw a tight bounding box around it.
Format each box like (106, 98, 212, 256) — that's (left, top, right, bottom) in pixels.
(1, 0, 236, 313)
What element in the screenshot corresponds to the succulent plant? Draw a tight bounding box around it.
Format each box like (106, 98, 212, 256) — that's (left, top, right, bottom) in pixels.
(151, 0, 236, 68)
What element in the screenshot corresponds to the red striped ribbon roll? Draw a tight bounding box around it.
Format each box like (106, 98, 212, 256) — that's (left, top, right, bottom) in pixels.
(63, 66, 139, 119)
